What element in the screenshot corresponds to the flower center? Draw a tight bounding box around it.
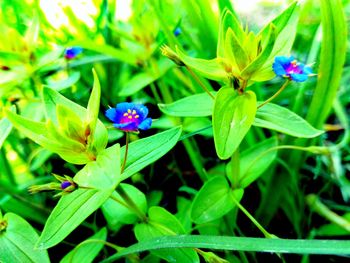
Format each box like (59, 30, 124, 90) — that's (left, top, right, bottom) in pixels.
(121, 109, 140, 123)
(286, 60, 302, 75)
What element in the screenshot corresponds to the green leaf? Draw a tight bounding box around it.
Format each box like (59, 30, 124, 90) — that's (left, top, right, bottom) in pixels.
(118, 59, 173, 97)
(68, 40, 138, 66)
(74, 144, 121, 190)
(237, 137, 278, 188)
(101, 235, 350, 262)
(254, 103, 324, 138)
(252, 1, 299, 81)
(158, 92, 215, 117)
(317, 213, 350, 236)
(213, 88, 257, 159)
(135, 206, 199, 263)
(37, 189, 113, 249)
(241, 24, 276, 79)
(121, 126, 182, 180)
(42, 86, 108, 155)
(102, 184, 147, 230)
(0, 117, 12, 149)
(190, 176, 243, 224)
(217, 8, 244, 58)
(176, 47, 228, 82)
(86, 69, 101, 139)
(46, 71, 81, 91)
(225, 28, 248, 70)
(0, 213, 50, 263)
(60, 227, 107, 263)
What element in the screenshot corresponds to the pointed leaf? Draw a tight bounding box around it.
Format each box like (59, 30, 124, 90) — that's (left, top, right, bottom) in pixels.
(190, 176, 243, 224)
(254, 103, 324, 138)
(237, 137, 278, 188)
(176, 47, 228, 82)
(0, 213, 50, 263)
(158, 92, 216, 117)
(37, 189, 113, 249)
(86, 69, 101, 138)
(135, 206, 199, 263)
(225, 28, 248, 70)
(213, 88, 257, 159)
(60, 227, 107, 263)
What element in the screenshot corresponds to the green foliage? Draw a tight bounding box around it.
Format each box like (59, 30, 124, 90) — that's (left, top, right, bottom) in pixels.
(0, 211, 50, 262)
(0, 0, 349, 262)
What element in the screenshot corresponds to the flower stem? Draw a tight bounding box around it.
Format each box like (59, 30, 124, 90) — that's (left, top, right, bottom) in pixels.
(258, 79, 291, 109)
(121, 132, 129, 173)
(185, 65, 215, 100)
(231, 194, 276, 239)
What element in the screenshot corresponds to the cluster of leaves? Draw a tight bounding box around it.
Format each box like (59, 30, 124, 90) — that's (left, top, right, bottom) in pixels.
(0, 0, 349, 262)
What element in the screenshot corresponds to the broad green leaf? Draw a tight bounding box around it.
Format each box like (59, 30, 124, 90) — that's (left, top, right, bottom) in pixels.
(74, 144, 121, 190)
(118, 59, 173, 97)
(121, 126, 182, 180)
(227, 137, 278, 188)
(176, 47, 228, 82)
(0, 117, 12, 149)
(135, 206, 199, 263)
(317, 213, 350, 236)
(158, 92, 215, 117)
(102, 184, 147, 230)
(0, 213, 50, 263)
(37, 189, 113, 249)
(213, 88, 257, 160)
(60, 227, 107, 263)
(225, 28, 248, 70)
(190, 176, 243, 224)
(254, 103, 324, 138)
(101, 235, 350, 262)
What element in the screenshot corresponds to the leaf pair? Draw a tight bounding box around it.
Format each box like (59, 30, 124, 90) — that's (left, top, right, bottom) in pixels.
(6, 69, 108, 164)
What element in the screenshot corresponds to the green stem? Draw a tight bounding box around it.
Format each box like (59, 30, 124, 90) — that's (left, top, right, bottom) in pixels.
(182, 138, 207, 182)
(231, 194, 275, 239)
(114, 186, 148, 222)
(185, 65, 215, 99)
(258, 80, 291, 109)
(121, 132, 129, 173)
(229, 150, 240, 189)
(0, 148, 16, 185)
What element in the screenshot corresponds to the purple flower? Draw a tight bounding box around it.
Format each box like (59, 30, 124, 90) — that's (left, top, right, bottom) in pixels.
(273, 56, 313, 82)
(105, 102, 152, 132)
(61, 181, 72, 189)
(64, 47, 83, 60)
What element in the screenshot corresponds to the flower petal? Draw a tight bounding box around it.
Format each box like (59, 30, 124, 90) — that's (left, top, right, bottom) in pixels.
(138, 118, 152, 130)
(290, 73, 308, 82)
(105, 108, 118, 122)
(113, 122, 138, 132)
(134, 104, 149, 120)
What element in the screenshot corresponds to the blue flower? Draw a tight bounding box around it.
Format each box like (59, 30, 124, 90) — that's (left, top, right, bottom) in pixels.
(174, 27, 181, 37)
(273, 56, 313, 82)
(105, 102, 152, 132)
(64, 46, 83, 60)
(61, 181, 73, 189)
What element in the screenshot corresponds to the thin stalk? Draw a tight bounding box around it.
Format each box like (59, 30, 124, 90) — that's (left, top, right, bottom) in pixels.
(114, 186, 148, 222)
(258, 80, 290, 109)
(230, 150, 240, 189)
(0, 148, 16, 185)
(185, 65, 215, 99)
(231, 194, 275, 239)
(121, 132, 129, 173)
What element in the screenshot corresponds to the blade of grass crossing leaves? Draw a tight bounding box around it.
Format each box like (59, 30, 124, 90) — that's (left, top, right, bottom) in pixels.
(102, 235, 350, 262)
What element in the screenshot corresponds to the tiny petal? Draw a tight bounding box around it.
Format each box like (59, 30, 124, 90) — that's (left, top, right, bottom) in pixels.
(174, 27, 181, 36)
(105, 108, 118, 122)
(138, 118, 152, 130)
